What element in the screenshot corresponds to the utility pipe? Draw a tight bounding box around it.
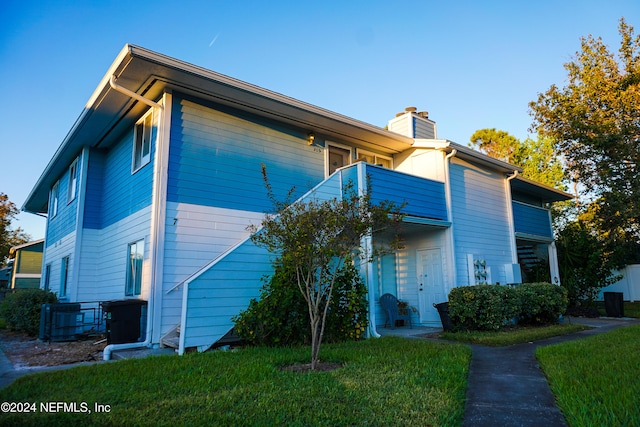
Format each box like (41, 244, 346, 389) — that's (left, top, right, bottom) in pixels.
(103, 328, 153, 361)
(442, 148, 457, 294)
(505, 170, 520, 266)
(109, 75, 163, 110)
(103, 81, 164, 361)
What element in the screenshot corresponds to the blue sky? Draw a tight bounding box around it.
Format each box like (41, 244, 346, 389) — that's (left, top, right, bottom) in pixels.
(1, 0, 638, 240)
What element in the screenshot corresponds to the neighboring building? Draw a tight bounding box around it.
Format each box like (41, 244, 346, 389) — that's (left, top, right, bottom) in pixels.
(9, 240, 44, 290)
(22, 45, 570, 356)
(0, 264, 11, 289)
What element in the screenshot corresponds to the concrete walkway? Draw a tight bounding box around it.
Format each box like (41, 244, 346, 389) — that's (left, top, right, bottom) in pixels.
(462, 317, 640, 427)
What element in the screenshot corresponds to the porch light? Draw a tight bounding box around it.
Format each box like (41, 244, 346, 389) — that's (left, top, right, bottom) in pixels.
(307, 132, 315, 145)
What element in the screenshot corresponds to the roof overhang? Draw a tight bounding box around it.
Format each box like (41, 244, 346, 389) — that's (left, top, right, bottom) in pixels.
(413, 139, 571, 202)
(510, 176, 573, 203)
(9, 239, 45, 255)
(413, 139, 522, 174)
(23, 44, 414, 214)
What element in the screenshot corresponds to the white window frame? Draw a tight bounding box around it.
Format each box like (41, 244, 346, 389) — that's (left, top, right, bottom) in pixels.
(325, 142, 353, 178)
(132, 109, 153, 174)
(356, 149, 393, 169)
(43, 264, 51, 291)
(67, 158, 78, 203)
(125, 239, 144, 296)
(61, 256, 70, 298)
(50, 181, 60, 218)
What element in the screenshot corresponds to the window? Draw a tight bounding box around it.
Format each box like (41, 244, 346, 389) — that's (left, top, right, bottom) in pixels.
(61, 256, 69, 297)
(50, 181, 59, 217)
(326, 143, 352, 177)
(67, 159, 78, 202)
(44, 264, 51, 291)
(126, 240, 144, 296)
(357, 150, 393, 169)
(132, 110, 153, 173)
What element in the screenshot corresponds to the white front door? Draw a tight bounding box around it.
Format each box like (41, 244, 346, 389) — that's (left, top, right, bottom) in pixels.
(417, 248, 446, 325)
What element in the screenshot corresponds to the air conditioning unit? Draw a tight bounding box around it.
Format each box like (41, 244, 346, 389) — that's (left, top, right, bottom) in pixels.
(39, 303, 84, 342)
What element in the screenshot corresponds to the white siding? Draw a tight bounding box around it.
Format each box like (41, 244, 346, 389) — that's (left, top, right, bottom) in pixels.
(77, 206, 152, 302)
(42, 231, 76, 300)
(387, 114, 411, 138)
(449, 159, 513, 286)
(161, 202, 264, 335)
(394, 148, 446, 182)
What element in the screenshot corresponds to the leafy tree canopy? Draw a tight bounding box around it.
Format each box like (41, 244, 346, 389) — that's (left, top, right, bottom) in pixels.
(0, 193, 31, 265)
(469, 128, 519, 163)
(529, 18, 640, 256)
(469, 129, 565, 189)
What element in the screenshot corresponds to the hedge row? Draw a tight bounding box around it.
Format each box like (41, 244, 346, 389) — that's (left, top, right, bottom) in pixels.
(448, 283, 568, 331)
(0, 289, 58, 336)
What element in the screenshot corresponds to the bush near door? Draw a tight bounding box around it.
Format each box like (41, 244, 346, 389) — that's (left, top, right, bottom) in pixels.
(516, 282, 568, 325)
(448, 283, 567, 331)
(448, 285, 519, 331)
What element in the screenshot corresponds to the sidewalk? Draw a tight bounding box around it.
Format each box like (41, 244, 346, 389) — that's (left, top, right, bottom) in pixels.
(462, 316, 640, 427)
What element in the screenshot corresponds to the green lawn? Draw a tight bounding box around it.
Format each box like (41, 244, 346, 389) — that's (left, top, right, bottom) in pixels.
(439, 323, 589, 346)
(537, 324, 640, 427)
(0, 337, 470, 427)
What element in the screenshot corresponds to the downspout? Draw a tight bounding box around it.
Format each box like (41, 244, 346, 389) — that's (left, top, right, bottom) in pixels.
(505, 171, 519, 266)
(354, 163, 380, 338)
(103, 84, 165, 361)
(442, 149, 457, 295)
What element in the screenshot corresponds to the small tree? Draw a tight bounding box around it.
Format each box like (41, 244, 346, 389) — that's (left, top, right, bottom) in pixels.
(233, 259, 368, 346)
(249, 166, 404, 370)
(556, 218, 621, 308)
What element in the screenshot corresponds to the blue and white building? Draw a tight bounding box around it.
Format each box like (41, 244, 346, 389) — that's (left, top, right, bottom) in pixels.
(23, 45, 570, 356)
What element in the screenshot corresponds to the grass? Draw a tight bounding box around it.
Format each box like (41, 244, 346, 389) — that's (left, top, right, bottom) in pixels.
(0, 337, 470, 426)
(439, 323, 590, 346)
(537, 324, 640, 427)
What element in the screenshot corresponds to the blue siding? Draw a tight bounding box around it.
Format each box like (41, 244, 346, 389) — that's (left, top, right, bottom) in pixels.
(83, 127, 154, 229)
(181, 167, 351, 350)
(46, 157, 80, 246)
(512, 201, 552, 239)
(167, 96, 324, 214)
(83, 149, 105, 229)
(367, 165, 447, 220)
(449, 161, 513, 285)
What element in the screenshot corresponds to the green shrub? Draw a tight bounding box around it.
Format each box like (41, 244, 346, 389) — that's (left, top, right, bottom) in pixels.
(0, 289, 58, 336)
(448, 285, 519, 331)
(233, 260, 368, 346)
(515, 282, 568, 325)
